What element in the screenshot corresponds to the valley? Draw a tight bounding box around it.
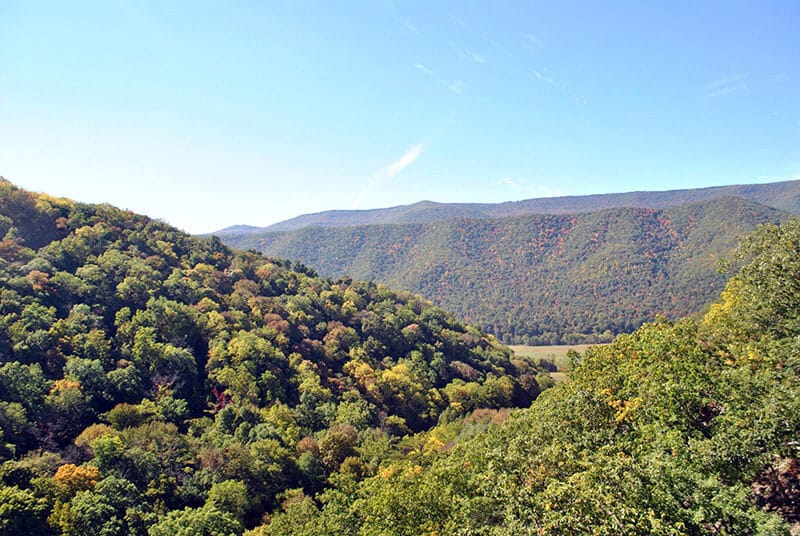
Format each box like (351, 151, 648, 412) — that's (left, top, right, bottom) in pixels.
(5, 2, 798, 533)
(509, 344, 592, 382)
(0, 180, 798, 534)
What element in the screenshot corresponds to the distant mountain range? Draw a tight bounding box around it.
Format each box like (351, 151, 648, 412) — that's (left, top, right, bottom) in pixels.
(215, 179, 800, 234)
(216, 181, 798, 344)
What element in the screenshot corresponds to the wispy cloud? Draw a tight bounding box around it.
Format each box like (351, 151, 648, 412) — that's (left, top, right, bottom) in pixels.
(484, 36, 513, 58)
(396, 16, 419, 34)
(498, 178, 524, 190)
(414, 63, 468, 94)
(449, 80, 468, 94)
(385, 2, 419, 35)
(466, 50, 486, 64)
(522, 33, 541, 52)
(533, 69, 553, 83)
(352, 144, 427, 208)
(705, 73, 750, 97)
(450, 45, 488, 65)
(531, 67, 587, 105)
(414, 62, 437, 78)
(385, 144, 425, 178)
(449, 13, 467, 28)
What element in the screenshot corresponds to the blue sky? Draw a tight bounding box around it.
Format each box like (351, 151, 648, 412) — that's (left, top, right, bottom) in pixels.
(1, 1, 797, 233)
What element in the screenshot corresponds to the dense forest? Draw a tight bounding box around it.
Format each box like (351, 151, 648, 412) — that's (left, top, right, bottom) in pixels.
(2, 179, 800, 534)
(222, 197, 787, 344)
(250, 217, 800, 535)
(0, 180, 544, 534)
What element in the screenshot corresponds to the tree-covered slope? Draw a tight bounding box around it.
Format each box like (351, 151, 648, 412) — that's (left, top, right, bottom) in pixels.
(254, 218, 800, 535)
(216, 178, 800, 234)
(223, 197, 787, 344)
(0, 180, 544, 534)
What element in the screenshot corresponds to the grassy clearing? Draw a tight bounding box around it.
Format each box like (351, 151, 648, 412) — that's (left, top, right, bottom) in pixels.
(548, 372, 568, 383)
(509, 344, 597, 374)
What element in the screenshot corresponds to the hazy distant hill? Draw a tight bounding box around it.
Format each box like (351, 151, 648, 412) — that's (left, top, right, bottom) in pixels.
(220, 197, 788, 344)
(216, 179, 800, 234)
(213, 223, 263, 236)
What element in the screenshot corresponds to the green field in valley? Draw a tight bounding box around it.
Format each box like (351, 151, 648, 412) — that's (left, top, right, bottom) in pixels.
(509, 344, 597, 382)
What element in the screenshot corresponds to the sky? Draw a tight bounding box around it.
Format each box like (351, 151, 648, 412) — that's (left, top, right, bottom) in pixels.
(1, 1, 798, 234)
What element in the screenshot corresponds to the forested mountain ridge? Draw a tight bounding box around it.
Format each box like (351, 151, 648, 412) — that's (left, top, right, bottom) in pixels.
(0, 180, 544, 534)
(222, 197, 788, 344)
(253, 218, 800, 535)
(215, 178, 800, 234)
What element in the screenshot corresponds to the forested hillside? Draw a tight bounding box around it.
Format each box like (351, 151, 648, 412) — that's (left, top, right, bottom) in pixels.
(3, 178, 799, 534)
(252, 218, 800, 535)
(223, 197, 787, 344)
(0, 180, 544, 535)
(216, 178, 800, 233)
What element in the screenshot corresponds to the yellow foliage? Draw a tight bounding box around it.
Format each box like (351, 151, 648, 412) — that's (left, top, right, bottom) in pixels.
(74, 423, 114, 449)
(344, 360, 378, 392)
(701, 279, 749, 351)
(599, 387, 643, 423)
(54, 464, 99, 493)
(200, 310, 227, 336)
(48, 499, 74, 534)
(36, 192, 73, 207)
(341, 299, 357, 316)
(50, 379, 81, 394)
(378, 466, 397, 479)
(382, 363, 410, 381)
(424, 436, 446, 455)
(745, 345, 764, 363)
(609, 397, 643, 423)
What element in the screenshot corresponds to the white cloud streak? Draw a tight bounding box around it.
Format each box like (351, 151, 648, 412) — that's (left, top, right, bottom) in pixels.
(705, 73, 750, 97)
(450, 44, 488, 65)
(414, 63, 468, 94)
(533, 69, 553, 83)
(414, 62, 436, 78)
(466, 50, 486, 64)
(522, 33, 541, 51)
(449, 80, 468, 94)
(532, 67, 587, 105)
(397, 17, 419, 34)
(485, 36, 513, 58)
(385, 144, 425, 178)
(352, 144, 427, 208)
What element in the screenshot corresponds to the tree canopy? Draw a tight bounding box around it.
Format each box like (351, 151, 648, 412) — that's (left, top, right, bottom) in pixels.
(2, 179, 799, 534)
(251, 217, 800, 535)
(224, 197, 787, 344)
(0, 180, 544, 534)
